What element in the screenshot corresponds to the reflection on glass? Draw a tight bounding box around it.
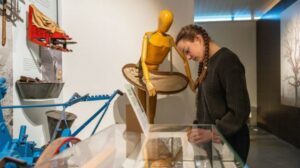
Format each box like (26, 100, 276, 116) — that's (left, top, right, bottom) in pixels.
(38, 124, 245, 168)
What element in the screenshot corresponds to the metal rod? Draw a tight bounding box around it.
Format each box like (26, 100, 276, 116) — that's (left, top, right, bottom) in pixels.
(91, 104, 109, 136)
(72, 103, 108, 137)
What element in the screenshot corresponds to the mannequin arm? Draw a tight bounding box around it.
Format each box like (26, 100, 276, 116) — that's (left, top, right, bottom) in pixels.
(171, 37, 195, 91)
(141, 34, 156, 96)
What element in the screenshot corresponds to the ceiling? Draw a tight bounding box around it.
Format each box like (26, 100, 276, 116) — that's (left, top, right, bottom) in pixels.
(194, 0, 281, 22)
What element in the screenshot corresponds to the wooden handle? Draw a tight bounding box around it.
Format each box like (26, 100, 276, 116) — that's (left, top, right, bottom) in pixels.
(2, 0, 6, 46)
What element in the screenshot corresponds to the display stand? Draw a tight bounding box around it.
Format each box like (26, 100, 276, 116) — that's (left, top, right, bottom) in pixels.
(122, 64, 189, 123)
(126, 104, 142, 133)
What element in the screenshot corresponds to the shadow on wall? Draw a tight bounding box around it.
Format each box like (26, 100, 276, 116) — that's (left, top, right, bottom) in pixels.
(155, 95, 192, 124)
(113, 94, 128, 124)
(20, 99, 56, 141)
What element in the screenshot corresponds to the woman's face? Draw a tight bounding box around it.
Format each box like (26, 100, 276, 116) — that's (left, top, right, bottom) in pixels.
(177, 35, 205, 62)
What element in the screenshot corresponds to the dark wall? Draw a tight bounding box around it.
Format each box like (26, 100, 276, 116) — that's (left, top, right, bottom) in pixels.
(257, 0, 300, 148)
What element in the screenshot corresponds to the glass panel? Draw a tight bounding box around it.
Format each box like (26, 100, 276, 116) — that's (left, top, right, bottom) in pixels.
(211, 126, 245, 168)
(38, 124, 246, 168)
(37, 125, 143, 168)
(134, 124, 245, 168)
(135, 124, 213, 168)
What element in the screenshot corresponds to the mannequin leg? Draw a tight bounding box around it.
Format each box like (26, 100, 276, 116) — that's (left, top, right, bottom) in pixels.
(135, 88, 157, 124)
(147, 95, 157, 124)
(136, 88, 146, 111)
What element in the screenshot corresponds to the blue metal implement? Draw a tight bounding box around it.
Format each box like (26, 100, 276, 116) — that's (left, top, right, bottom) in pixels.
(0, 77, 123, 167)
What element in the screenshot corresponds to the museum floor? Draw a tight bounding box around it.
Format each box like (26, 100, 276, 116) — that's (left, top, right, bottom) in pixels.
(247, 126, 300, 168)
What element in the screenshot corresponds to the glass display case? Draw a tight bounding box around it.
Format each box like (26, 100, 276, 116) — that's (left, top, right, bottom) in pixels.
(37, 124, 246, 168)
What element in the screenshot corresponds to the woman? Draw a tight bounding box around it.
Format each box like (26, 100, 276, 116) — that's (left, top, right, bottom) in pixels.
(176, 24, 250, 162)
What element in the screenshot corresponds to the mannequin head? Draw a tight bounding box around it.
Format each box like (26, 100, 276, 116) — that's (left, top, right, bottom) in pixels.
(157, 9, 173, 33)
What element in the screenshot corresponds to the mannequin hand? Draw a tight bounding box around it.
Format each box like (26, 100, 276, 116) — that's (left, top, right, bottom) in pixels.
(189, 82, 197, 92)
(189, 80, 196, 92)
(146, 82, 156, 96)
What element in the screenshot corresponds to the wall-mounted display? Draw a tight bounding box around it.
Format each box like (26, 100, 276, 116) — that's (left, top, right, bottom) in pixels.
(15, 76, 64, 99)
(27, 4, 76, 52)
(281, 0, 300, 107)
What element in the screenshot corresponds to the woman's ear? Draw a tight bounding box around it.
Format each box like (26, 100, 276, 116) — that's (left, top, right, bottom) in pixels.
(194, 34, 203, 44)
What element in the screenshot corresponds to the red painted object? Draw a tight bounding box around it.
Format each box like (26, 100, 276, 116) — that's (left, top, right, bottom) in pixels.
(28, 5, 75, 52)
(35, 137, 81, 167)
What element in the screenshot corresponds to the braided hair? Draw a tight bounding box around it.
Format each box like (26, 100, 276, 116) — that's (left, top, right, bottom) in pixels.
(176, 24, 210, 89)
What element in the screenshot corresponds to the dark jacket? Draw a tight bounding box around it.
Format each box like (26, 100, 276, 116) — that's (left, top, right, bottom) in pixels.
(196, 47, 250, 136)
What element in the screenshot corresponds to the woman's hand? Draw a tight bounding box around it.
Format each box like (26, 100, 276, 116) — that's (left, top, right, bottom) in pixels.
(212, 129, 222, 144)
(187, 128, 212, 144)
